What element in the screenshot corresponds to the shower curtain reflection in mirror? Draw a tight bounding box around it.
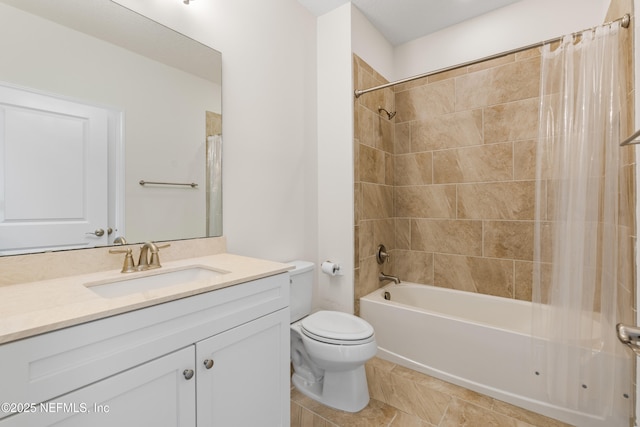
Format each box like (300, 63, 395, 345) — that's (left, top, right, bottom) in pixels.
(206, 134, 222, 237)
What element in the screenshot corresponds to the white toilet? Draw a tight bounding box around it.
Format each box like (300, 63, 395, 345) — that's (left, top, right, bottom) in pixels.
(288, 261, 377, 412)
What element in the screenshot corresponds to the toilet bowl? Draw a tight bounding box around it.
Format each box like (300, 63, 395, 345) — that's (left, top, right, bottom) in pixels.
(288, 261, 377, 413)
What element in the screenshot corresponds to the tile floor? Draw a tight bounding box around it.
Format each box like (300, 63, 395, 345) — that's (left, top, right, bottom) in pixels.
(291, 357, 573, 427)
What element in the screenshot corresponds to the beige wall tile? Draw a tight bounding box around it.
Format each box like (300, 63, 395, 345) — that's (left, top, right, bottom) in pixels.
(393, 77, 428, 94)
(205, 111, 221, 136)
(515, 46, 542, 61)
(467, 53, 515, 73)
(395, 152, 433, 185)
(359, 144, 386, 184)
(362, 183, 394, 220)
(396, 219, 411, 250)
(392, 250, 434, 284)
(455, 57, 541, 111)
(433, 143, 513, 184)
(427, 66, 468, 83)
(395, 122, 411, 154)
(412, 109, 483, 152)
(484, 221, 535, 261)
(484, 98, 540, 143)
(385, 152, 394, 185)
(395, 185, 456, 219)
(356, 256, 384, 299)
(514, 140, 537, 180)
(354, 181, 362, 224)
(411, 219, 482, 256)
(353, 140, 360, 183)
(395, 79, 455, 123)
(354, 225, 360, 269)
(354, 23, 636, 310)
(356, 104, 376, 147)
(514, 261, 533, 301)
(376, 114, 395, 153)
(457, 181, 535, 220)
(357, 72, 387, 114)
(359, 219, 395, 260)
(434, 254, 514, 297)
(620, 164, 636, 229)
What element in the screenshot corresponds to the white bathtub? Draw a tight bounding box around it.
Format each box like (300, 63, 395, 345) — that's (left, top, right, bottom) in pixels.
(360, 283, 632, 427)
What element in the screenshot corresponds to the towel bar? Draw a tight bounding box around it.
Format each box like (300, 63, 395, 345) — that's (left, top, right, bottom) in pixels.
(139, 180, 198, 188)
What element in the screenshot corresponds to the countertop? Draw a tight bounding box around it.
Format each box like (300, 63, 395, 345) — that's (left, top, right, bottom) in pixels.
(0, 253, 292, 345)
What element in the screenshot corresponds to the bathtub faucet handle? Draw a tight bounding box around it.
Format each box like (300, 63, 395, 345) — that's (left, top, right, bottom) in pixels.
(376, 244, 390, 265)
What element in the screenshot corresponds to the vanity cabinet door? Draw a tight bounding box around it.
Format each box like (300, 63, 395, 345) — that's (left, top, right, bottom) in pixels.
(0, 346, 196, 427)
(196, 308, 290, 427)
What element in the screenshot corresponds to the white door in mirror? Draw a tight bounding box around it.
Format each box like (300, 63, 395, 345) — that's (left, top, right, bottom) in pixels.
(0, 83, 109, 254)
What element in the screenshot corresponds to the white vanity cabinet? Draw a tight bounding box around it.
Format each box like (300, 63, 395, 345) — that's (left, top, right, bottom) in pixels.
(196, 309, 289, 426)
(0, 346, 197, 427)
(0, 273, 290, 427)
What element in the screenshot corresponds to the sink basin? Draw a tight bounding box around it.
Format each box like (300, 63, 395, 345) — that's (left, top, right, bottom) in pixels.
(85, 266, 228, 298)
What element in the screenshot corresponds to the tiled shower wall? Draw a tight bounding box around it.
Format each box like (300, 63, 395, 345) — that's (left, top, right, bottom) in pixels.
(353, 4, 635, 314)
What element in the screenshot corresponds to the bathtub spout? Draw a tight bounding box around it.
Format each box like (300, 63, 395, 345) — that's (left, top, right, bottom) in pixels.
(379, 272, 401, 284)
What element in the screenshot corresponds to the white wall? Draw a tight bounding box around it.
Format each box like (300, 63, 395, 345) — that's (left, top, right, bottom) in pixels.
(351, 5, 394, 82)
(114, 0, 319, 264)
(393, 0, 612, 80)
(316, 3, 355, 313)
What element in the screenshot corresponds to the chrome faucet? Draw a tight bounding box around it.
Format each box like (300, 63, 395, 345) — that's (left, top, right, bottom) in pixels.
(379, 272, 401, 284)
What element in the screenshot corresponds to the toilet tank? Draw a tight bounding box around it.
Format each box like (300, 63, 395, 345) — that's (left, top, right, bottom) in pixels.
(287, 260, 314, 323)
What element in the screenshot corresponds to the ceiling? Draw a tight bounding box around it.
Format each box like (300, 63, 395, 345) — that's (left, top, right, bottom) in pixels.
(297, 0, 523, 46)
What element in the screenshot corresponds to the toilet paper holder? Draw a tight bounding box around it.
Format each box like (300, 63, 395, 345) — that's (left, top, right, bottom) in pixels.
(321, 261, 343, 276)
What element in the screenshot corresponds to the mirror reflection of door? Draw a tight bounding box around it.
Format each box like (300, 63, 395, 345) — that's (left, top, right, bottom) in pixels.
(0, 84, 113, 254)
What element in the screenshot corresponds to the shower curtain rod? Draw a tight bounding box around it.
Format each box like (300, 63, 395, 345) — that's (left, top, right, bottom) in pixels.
(353, 13, 631, 99)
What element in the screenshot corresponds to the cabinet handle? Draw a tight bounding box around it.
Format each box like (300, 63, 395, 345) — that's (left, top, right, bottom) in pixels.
(183, 369, 194, 380)
(203, 359, 214, 369)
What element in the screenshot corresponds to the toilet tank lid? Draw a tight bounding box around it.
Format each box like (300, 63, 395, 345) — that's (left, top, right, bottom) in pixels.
(286, 260, 314, 275)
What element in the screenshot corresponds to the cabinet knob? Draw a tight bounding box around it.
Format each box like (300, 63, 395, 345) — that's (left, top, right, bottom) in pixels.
(183, 369, 195, 380)
(203, 359, 214, 369)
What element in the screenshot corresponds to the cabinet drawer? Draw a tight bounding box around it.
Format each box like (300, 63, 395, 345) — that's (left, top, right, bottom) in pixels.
(0, 273, 288, 417)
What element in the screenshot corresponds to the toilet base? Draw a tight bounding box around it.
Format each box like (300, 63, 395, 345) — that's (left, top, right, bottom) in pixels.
(292, 365, 370, 412)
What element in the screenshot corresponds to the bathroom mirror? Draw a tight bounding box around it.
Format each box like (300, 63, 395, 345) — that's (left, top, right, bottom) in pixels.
(0, 0, 222, 255)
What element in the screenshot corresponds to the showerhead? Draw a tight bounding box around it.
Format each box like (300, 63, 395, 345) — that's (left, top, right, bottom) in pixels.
(378, 106, 396, 120)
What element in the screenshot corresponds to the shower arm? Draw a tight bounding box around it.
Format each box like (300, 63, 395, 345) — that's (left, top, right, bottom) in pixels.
(377, 107, 396, 120)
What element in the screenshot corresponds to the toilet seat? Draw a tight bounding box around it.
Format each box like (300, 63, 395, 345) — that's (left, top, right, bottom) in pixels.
(300, 311, 374, 345)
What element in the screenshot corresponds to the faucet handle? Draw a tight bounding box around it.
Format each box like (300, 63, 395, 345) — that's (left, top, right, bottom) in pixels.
(113, 236, 127, 245)
(376, 244, 390, 265)
(109, 248, 137, 273)
(149, 243, 170, 268)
